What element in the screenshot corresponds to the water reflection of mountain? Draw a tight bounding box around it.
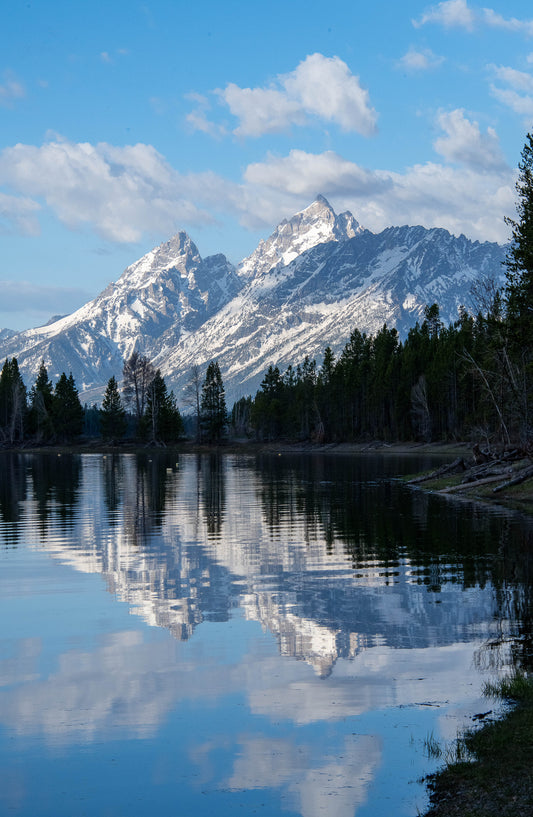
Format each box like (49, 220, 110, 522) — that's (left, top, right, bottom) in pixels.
(8, 451, 533, 675)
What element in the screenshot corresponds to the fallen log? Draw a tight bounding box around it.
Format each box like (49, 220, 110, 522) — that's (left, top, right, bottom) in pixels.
(408, 457, 466, 485)
(492, 464, 533, 493)
(461, 466, 508, 483)
(439, 473, 512, 493)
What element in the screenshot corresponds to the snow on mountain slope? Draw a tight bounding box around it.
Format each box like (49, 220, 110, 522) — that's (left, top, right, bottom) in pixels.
(0, 233, 241, 392)
(158, 222, 507, 403)
(0, 196, 507, 404)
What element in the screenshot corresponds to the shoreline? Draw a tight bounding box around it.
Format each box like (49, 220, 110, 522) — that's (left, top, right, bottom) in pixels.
(0, 437, 471, 456)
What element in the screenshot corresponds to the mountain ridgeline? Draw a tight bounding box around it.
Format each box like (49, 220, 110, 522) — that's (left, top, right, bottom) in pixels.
(0, 196, 507, 405)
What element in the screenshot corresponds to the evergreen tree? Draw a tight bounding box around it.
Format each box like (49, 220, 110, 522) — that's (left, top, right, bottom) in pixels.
(201, 361, 227, 442)
(144, 370, 184, 443)
(100, 376, 127, 440)
(505, 132, 533, 353)
(29, 360, 54, 440)
(52, 373, 84, 442)
(251, 365, 285, 440)
(0, 358, 27, 443)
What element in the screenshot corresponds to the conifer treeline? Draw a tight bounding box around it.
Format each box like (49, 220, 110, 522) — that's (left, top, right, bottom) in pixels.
(0, 353, 229, 446)
(235, 303, 513, 444)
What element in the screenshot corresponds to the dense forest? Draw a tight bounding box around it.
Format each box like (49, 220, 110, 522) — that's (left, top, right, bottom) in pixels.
(2, 133, 533, 450)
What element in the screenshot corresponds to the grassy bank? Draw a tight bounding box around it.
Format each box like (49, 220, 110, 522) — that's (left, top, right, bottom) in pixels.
(423, 675, 533, 816)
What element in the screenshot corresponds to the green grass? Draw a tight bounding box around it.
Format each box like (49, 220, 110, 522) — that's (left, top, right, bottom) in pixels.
(423, 674, 533, 816)
(483, 672, 533, 702)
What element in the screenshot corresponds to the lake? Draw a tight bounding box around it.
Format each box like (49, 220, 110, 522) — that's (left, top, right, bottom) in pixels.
(0, 450, 531, 817)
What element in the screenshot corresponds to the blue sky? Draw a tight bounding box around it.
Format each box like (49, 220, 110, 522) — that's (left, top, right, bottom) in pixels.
(1, 0, 533, 330)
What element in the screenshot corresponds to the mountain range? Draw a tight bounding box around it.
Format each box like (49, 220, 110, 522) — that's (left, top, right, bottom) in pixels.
(0, 195, 507, 405)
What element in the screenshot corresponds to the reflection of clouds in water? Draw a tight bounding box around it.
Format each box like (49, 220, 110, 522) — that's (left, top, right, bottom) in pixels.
(227, 734, 381, 817)
(0, 631, 191, 744)
(0, 631, 490, 747)
(0, 637, 41, 687)
(244, 642, 487, 725)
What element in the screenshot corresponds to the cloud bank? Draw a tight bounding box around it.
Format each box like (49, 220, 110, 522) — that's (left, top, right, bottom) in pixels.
(0, 107, 515, 251)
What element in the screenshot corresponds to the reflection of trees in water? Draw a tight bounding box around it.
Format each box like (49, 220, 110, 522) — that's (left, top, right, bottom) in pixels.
(99, 453, 232, 640)
(0, 454, 27, 545)
(102, 454, 123, 522)
(120, 453, 180, 548)
(253, 453, 533, 671)
(29, 453, 82, 534)
(487, 524, 533, 672)
(200, 453, 226, 539)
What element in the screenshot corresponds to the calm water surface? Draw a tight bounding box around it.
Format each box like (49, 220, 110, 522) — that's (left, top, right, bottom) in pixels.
(0, 451, 532, 817)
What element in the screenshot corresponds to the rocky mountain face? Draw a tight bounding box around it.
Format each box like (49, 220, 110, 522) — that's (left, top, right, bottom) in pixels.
(0, 196, 507, 404)
(0, 232, 241, 395)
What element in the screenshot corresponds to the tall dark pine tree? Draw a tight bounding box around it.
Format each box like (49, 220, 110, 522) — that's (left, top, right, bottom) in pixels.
(100, 376, 127, 440)
(505, 132, 533, 353)
(52, 373, 84, 442)
(503, 132, 533, 442)
(200, 361, 227, 443)
(144, 370, 183, 443)
(29, 360, 54, 440)
(0, 357, 27, 443)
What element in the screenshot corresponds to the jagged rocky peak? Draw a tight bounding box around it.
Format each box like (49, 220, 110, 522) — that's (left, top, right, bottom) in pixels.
(119, 231, 203, 288)
(237, 195, 362, 280)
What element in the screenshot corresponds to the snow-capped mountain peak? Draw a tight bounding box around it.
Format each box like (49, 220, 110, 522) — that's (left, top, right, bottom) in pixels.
(117, 232, 202, 289)
(237, 195, 362, 281)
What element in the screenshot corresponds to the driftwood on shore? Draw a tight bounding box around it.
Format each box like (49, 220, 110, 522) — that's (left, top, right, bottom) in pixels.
(492, 464, 533, 493)
(439, 473, 512, 493)
(408, 444, 533, 498)
(407, 457, 466, 484)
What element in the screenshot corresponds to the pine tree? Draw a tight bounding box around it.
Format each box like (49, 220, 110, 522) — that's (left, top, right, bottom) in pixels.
(29, 360, 54, 440)
(100, 376, 127, 440)
(52, 373, 84, 442)
(505, 132, 533, 352)
(0, 357, 27, 443)
(144, 370, 183, 443)
(200, 361, 227, 442)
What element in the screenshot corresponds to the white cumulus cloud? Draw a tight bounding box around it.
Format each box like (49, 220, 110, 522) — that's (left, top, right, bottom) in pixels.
(210, 53, 378, 138)
(415, 2, 533, 36)
(489, 64, 533, 123)
(239, 145, 513, 244)
(482, 9, 533, 36)
(219, 84, 305, 137)
(433, 108, 507, 170)
(0, 138, 214, 243)
(244, 150, 390, 197)
(414, 0, 475, 30)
